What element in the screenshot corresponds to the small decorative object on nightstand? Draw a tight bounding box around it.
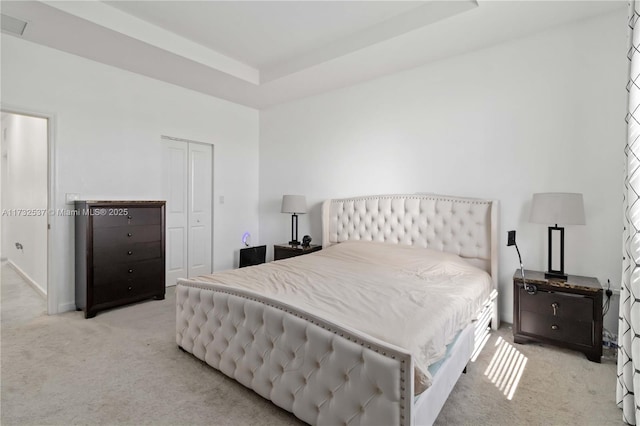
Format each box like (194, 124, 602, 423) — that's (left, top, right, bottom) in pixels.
(274, 243, 321, 261)
(513, 269, 603, 362)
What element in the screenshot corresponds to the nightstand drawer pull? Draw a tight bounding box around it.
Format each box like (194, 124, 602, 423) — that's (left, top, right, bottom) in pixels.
(551, 324, 559, 330)
(551, 302, 559, 316)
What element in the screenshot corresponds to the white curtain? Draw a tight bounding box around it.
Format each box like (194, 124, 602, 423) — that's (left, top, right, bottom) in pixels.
(618, 2, 640, 424)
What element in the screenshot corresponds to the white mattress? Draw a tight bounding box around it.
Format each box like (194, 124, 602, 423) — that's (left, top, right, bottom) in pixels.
(190, 240, 492, 393)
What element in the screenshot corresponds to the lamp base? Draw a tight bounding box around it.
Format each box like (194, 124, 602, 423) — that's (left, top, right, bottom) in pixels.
(545, 271, 568, 281)
(288, 240, 300, 246)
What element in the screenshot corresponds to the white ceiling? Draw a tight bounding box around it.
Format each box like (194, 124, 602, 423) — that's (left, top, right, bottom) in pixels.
(106, 1, 426, 70)
(0, 1, 626, 109)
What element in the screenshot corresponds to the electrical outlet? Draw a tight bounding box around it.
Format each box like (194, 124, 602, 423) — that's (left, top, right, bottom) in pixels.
(507, 230, 516, 246)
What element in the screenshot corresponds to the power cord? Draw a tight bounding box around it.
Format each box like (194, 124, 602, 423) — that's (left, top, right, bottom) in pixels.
(603, 279, 612, 317)
(507, 230, 537, 294)
(602, 279, 617, 350)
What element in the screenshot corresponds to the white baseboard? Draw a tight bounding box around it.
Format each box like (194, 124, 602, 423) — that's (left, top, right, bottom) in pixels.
(6, 260, 47, 298)
(58, 301, 76, 313)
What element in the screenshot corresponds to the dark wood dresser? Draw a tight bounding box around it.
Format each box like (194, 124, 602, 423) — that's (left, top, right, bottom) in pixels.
(273, 244, 321, 260)
(75, 201, 166, 318)
(513, 269, 602, 362)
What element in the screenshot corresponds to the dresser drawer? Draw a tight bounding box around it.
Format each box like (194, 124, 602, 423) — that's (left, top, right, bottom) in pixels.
(92, 207, 162, 228)
(518, 288, 593, 322)
(92, 258, 164, 287)
(93, 279, 160, 305)
(94, 225, 161, 247)
(519, 311, 593, 347)
(93, 241, 163, 265)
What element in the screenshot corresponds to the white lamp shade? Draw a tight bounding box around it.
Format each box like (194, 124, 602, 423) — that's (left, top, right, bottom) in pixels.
(281, 195, 307, 214)
(529, 192, 585, 225)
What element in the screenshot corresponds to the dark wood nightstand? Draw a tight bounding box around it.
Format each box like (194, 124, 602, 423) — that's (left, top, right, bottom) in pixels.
(273, 244, 321, 261)
(513, 270, 603, 362)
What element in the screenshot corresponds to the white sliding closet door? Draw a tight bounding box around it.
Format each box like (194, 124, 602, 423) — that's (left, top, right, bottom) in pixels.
(188, 143, 212, 277)
(162, 137, 213, 286)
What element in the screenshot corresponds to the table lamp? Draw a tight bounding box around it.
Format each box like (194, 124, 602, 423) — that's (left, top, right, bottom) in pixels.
(529, 192, 585, 280)
(281, 195, 307, 246)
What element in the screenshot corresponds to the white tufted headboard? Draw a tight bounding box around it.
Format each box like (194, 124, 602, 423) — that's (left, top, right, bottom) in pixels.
(322, 194, 498, 290)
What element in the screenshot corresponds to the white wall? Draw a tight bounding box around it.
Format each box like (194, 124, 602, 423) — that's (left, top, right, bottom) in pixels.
(1, 36, 260, 313)
(1, 113, 48, 294)
(259, 9, 627, 328)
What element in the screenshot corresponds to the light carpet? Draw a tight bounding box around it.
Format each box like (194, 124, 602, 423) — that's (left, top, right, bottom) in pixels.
(1, 263, 622, 425)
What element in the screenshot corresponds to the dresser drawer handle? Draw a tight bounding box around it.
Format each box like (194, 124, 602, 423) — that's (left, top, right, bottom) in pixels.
(551, 302, 559, 316)
(127, 251, 133, 255)
(128, 286, 132, 291)
(127, 233, 133, 237)
(551, 324, 559, 330)
(128, 269, 133, 273)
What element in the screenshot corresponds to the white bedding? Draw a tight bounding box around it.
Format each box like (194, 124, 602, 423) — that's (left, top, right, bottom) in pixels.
(191, 240, 492, 393)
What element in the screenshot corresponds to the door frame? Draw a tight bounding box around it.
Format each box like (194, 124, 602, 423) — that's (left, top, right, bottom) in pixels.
(161, 135, 214, 282)
(1, 104, 57, 314)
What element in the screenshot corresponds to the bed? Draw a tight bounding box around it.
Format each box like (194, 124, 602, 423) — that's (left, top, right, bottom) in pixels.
(176, 194, 499, 425)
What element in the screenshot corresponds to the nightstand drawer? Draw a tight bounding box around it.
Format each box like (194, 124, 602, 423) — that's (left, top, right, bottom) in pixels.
(273, 244, 321, 261)
(518, 288, 593, 322)
(275, 249, 301, 260)
(520, 311, 593, 347)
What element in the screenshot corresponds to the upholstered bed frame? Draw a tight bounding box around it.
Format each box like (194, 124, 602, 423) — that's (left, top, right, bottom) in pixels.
(176, 194, 499, 426)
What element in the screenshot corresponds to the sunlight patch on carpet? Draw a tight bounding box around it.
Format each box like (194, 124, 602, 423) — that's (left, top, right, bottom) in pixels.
(471, 325, 491, 362)
(483, 336, 528, 400)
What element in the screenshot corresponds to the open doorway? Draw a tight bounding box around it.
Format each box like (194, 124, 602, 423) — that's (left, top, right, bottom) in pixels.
(1, 112, 49, 316)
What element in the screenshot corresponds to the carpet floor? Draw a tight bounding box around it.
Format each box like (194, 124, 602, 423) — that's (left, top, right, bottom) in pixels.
(1, 263, 623, 425)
